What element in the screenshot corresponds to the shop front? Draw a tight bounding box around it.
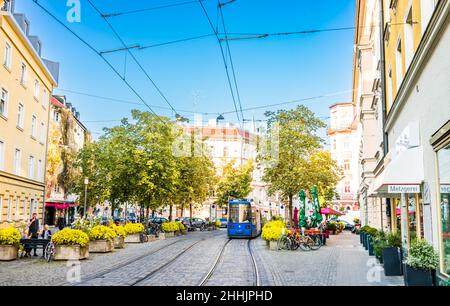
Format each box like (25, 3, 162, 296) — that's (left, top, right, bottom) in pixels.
(431, 121, 450, 278)
(44, 202, 78, 227)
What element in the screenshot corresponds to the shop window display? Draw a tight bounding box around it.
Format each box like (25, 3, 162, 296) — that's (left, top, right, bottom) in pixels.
(437, 143, 450, 276)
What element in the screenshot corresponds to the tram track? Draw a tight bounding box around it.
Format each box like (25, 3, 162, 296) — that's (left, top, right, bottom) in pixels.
(198, 238, 260, 286)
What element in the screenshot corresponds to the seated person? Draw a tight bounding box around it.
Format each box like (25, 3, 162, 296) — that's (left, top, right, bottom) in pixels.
(40, 224, 52, 240)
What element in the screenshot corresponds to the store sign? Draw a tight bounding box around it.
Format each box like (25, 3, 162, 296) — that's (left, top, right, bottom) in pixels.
(388, 185, 420, 193)
(440, 185, 450, 194)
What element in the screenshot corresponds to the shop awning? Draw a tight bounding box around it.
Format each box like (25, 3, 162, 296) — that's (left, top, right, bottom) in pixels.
(45, 202, 78, 209)
(370, 146, 424, 197)
(320, 208, 344, 216)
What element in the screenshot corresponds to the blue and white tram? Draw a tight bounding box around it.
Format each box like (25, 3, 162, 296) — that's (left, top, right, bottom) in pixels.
(227, 199, 261, 238)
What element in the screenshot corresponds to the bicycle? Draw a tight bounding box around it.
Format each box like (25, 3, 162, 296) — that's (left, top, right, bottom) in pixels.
(44, 242, 56, 262)
(139, 230, 149, 243)
(309, 234, 323, 251)
(277, 232, 292, 250)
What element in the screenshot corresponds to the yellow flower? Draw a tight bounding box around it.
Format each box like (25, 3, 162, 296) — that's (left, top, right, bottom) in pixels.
(89, 225, 117, 241)
(124, 223, 144, 235)
(51, 229, 89, 247)
(109, 224, 127, 238)
(161, 222, 179, 233)
(0, 227, 21, 247)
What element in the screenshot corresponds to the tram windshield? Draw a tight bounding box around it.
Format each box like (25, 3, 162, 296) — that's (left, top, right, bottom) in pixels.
(228, 204, 252, 223)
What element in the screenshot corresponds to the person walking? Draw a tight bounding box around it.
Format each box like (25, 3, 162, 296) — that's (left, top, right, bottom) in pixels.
(56, 212, 66, 231)
(27, 213, 39, 256)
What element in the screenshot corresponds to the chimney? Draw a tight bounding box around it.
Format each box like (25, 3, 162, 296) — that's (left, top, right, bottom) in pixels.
(75, 112, 80, 120)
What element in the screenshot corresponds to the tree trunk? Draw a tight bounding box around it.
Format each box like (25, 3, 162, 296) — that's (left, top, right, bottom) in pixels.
(169, 204, 173, 221)
(189, 203, 193, 219)
(288, 194, 293, 224)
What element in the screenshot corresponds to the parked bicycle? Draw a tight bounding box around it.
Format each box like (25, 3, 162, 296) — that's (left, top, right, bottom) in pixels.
(44, 241, 56, 262)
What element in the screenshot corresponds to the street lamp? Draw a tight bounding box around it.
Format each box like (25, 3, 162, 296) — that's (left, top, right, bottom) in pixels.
(83, 177, 89, 219)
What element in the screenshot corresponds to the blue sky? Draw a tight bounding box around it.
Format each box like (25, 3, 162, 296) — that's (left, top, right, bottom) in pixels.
(16, 0, 356, 139)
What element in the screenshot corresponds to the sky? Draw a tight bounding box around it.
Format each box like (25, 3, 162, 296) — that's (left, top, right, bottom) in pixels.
(15, 0, 356, 141)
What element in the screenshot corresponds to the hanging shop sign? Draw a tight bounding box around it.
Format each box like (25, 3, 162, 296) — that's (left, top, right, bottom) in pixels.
(388, 185, 420, 194)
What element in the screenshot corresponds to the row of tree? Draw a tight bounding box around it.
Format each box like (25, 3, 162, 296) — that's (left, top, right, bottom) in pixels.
(67, 105, 340, 221)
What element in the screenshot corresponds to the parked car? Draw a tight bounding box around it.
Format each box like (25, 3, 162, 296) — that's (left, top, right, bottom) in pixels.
(176, 217, 207, 231)
(338, 220, 355, 230)
(218, 218, 228, 228)
(113, 217, 125, 224)
(126, 213, 137, 223)
(148, 217, 169, 224)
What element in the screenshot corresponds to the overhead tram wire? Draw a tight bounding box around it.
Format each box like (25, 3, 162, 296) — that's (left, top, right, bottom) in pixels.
(56, 88, 214, 116)
(197, 0, 242, 125)
(32, 0, 167, 125)
(217, 0, 244, 126)
(102, 0, 208, 18)
(87, 0, 179, 118)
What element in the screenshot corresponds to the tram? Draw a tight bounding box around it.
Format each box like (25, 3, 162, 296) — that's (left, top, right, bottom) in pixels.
(227, 199, 261, 238)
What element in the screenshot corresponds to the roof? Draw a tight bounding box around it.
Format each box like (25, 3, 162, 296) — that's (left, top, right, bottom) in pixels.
(329, 102, 353, 109)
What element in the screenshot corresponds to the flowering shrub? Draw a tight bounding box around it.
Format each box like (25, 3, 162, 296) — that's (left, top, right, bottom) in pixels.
(51, 229, 89, 247)
(110, 224, 127, 238)
(89, 225, 116, 241)
(161, 222, 179, 233)
(215, 220, 221, 227)
(0, 227, 21, 247)
(175, 222, 185, 231)
(124, 223, 144, 235)
(261, 220, 286, 241)
(406, 239, 439, 271)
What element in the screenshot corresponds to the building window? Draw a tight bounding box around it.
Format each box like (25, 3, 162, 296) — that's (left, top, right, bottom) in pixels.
(437, 142, 450, 276)
(23, 199, 27, 219)
(404, 6, 414, 69)
(7, 197, 12, 221)
(40, 122, 45, 144)
(28, 155, 34, 179)
(3, 42, 12, 69)
(343, 136, 350, 150)
(15, 198, 19, 220)
(0, 140, 4, 170)
(0, 196, 2, 222)
(20, 63, 27, 86)
(395, 39, 403, 91)
(37, 159, 43, 182)
(42, 89, 48, 109)
(34, 80, 40, 100)
(53, 111, 60, 122)
(223, 146, 229, 157)
(54, 184, 60, 193)
(0, 88, 8, 117)
(14, 148, 21, 175)
(344, 160, 350, 171)
(31, 115, 37, 138)
(17, 103, 24, 128)
(387, 66, 393, 108)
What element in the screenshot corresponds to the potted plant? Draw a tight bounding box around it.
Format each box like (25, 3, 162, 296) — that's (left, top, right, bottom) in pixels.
(261, 220, 285, 250)
(124, 223, 145, 243)
(110, 224, 127, 248)
(404, 239, 439, 286)
(366, 227, 378, 256)
(373, 230, 387, 263)
(88, 225, 116, 253)
(176, 222, 186, 235)
(51, 228, 90, 260)
(382, 231, 403, 276)
(161, 222, 178, 237)
(0, 227, 21, 261)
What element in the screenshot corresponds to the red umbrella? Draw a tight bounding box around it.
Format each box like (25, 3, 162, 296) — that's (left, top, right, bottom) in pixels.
(293, 207, 299, 226)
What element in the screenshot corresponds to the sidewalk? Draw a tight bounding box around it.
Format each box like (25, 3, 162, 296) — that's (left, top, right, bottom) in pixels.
(255, 231, 405, 286)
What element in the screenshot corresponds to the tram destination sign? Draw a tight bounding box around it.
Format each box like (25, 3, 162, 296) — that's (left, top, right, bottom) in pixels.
(388, 185, 420, 194)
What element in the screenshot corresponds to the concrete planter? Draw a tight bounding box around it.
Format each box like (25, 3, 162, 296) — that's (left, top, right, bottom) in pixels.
(0, 245, 18, 261)
(165, 232, 175, 238)
(269, 240, 278, 251)
(114, 236, 125, 249)
(89, 240, 114, 253)
(158, 233, 166, 240)
(124, 233, 141, 243)
(147, 235, 157, 242)
(54, 245, 89, 261)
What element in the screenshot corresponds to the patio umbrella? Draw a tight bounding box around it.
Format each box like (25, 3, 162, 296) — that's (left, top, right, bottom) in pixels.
(298, 190, 308, 228)
(310, 186, 323, 228)
(293, 207, 299, 227)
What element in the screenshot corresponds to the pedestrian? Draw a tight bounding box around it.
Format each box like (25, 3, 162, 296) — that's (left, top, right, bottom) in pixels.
(40, 224, 52, 240)
(27, 213, 39, 256)
(56, 213, 66, 231)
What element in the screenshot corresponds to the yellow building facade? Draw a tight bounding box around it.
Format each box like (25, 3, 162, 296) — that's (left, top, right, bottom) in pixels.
(0, 1, 58, 227)
(383, 0, 437, 112)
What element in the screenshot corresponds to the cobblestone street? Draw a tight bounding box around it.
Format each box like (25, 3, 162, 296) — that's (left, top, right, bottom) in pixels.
(0, 229, 404, 286)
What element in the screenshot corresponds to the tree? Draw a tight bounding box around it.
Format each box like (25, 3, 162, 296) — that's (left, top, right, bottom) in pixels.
(216, 160, 254, 207)
(260, 105, 340, 222)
